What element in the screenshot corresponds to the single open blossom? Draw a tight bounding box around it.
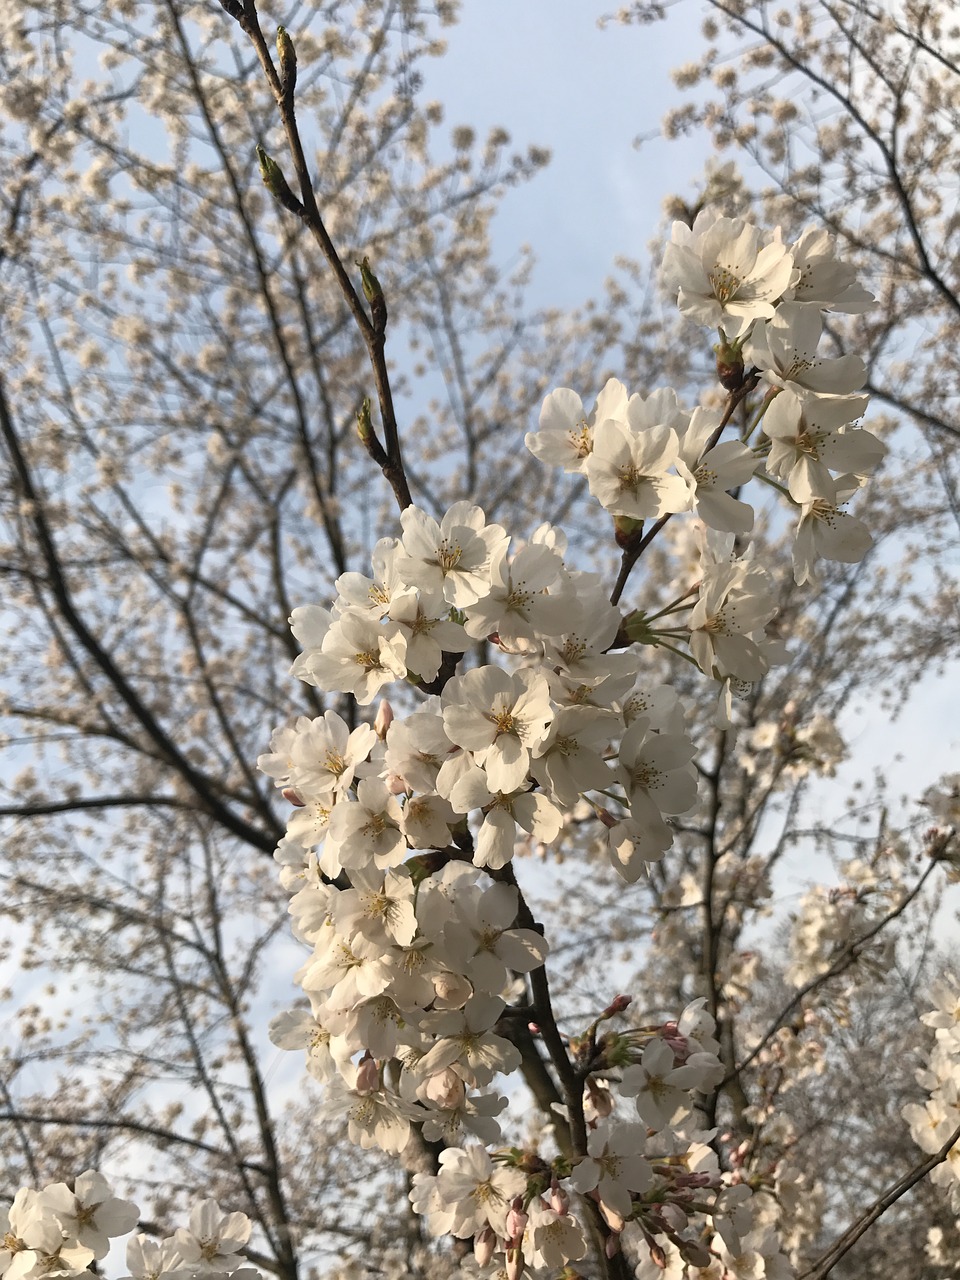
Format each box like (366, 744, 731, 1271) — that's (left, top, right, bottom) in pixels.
(784, 226, 875, 313)
(396, 501, 508, 606)
(292, 608, 408, 704)
(662, 211, 797, 339)
(462, 542, 573, 646)
(441, 665, 553, 794)
(40, 1171, 139, 1260)
(677, 407, 758, 533)
(525, 376, 629, 472)
(569, 1120, 652, 1218)
(762, 390, 883, 503)
(746, 303, 866, 396)
(792, 479, 874, 585)
(433, 1144, 527, 1238)
(584, 415, 692, 520)
(173, 1200, 251, 1273)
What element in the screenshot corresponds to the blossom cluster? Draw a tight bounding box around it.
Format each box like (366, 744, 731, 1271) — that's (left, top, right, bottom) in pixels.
(0, 1177, 255, 1280)
(528, 214, 885, 590)
(248, 212, 895, 1275)
(903, 975, 960, 1208)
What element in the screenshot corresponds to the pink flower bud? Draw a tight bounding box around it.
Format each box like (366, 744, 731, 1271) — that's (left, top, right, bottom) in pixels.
(422, 1068, 465, 1110)
(374, 699, 394, 738)
(547, 1180, 568, 1215)
(474, 1226, 496, 1268)
(604, 994, 633, 1016)
(505, 1199, 528, 1243)
(605, 1230, 622, 1259)
(281, 787, 305, 806)
(385, 770, 407, 795)
(649, 1241, 666, 1269)
(432, 971, 473, 1008)
(355, 1053, 379, 1094)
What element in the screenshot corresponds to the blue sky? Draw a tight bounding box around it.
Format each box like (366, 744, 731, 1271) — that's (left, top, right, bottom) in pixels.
(421, 1, 710, 309)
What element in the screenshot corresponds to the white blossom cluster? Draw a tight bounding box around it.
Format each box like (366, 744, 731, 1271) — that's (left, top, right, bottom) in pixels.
(0, 1177, 256, 1280)
(246, 213, 896, 1275)
(903, 975, 960, 1208)
(527, 213, 885, 592)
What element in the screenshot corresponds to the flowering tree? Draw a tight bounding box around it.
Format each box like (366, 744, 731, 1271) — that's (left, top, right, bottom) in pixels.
(1, 3, 959, 1280)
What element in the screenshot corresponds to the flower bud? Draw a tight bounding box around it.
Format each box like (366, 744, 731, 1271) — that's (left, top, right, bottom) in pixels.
(474, 1226, 496, 1267)
(505, 1199, 528, 1243)
(355, 1053, 379, 1094)
(374, 699, 394, 738)
(281, 787, 305, 807)
(422, 1068, 465, 1110)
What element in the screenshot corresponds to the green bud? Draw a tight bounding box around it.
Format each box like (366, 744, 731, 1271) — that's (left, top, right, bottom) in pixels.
(255, 145, 301, 214)
(357, 255, 388, 333)
(277, 26, 297, 97)
(356, 396, 373, 442)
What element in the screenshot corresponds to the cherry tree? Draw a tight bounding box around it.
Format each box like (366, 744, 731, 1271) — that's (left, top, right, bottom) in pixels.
(1, 3, 959, 1280)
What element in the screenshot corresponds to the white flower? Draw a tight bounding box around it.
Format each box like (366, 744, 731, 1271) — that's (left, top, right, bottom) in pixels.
(677, 407, 758, 533)
(619, 1037, 707, 1131)
(122, 1234, 187, 1280)
(762, 391, 882, 503)
(41, 1171, 139, 1260)
(784, 226, 875, 313)
(569, 1120, 652, 1218)
(525, 377, 629, 472)
(173, 1201, 251, 1273)
(746, 303, 866, 396)
(792, 481, 873, 585)
(326, 778, 406, 871)
(584, 393, 693, 520)
(524, 1196, 589, 1270)
(434, 1144, 527, 1238)
(617, 720, 699, 831)
(662, 211, 796, 339)
(441, 666, 553, 794)
(293, 608, 407, 704)
(462, 543, 573, 646)
(689, 561, 779, 681)
(396, 502, 508, 606)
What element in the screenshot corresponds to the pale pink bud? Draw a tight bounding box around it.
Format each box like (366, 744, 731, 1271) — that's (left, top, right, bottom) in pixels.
(355, 1053, 379, 1094)
(474, 1226, 496, 1268)
(281, 787, 305, 806)
(605, 1230, 622, 1259)
(374, 699, 394, 738)
(505, 1199, 528, 1243)
(423, 1068, 465, 1110)
(547, 1180, 569, 1215)
(386, 770, 407, 795)
(650, 1241, 667, 1269)
(432, 971, 473, 1008)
